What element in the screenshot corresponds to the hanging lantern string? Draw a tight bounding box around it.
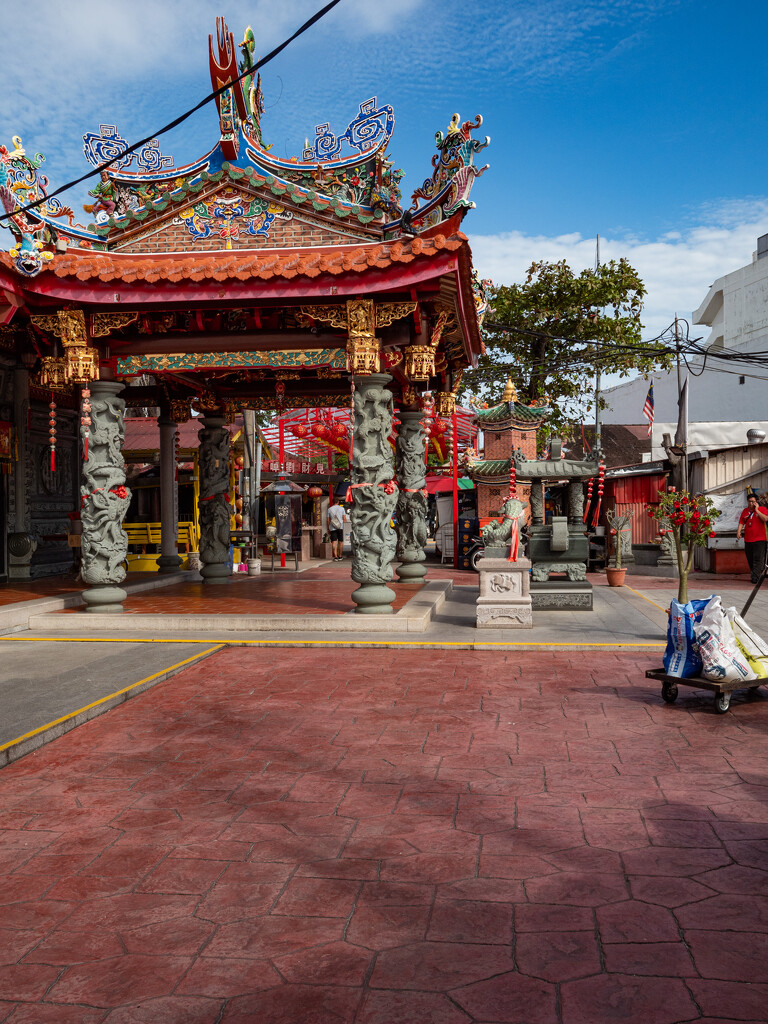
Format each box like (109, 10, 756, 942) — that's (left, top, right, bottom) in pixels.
(49, 394, 56, 473)
(583, 475, 594, 523)
(508, 460, 517, 500)
(591, 460, 606, 528)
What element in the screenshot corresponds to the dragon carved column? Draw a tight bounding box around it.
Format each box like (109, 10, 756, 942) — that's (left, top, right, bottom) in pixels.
(157, 415, 182, 573)
(198, 415, 231, 584)
(80, 381, 131, 613)
(395, 409, 428, 582)
(350, 373, 398, 613)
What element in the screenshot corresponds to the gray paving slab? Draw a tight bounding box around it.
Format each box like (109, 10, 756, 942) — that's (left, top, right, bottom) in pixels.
(0, 639, 221, 765)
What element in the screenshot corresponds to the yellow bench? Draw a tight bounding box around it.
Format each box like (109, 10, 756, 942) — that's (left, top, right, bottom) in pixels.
(123, 521, 198, 553)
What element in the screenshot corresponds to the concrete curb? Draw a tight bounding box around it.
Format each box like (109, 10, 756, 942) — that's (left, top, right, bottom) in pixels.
(0, 571, 199, 637)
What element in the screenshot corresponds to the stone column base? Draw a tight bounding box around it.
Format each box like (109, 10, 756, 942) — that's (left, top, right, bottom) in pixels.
(395, 560, 427, 583)
(200, 563, 230, 584)
(157, 554, 183, 573)
(82, 585, 127, 613)
(352, 582, 396, 614)
(476, 556, 533, 629)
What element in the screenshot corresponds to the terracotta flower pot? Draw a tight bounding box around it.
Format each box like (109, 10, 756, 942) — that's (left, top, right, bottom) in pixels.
(606, 566, 627, 587)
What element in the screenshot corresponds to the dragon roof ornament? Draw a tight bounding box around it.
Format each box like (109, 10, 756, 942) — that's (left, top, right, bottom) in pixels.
(405, 113, 489, 232)
(1, 20, 489, 268)
(0, 137, 61, 276)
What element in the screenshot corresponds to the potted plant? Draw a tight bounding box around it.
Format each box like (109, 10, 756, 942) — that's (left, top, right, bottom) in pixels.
(646, 489, 720, 603)
(605, 508, 634, 586)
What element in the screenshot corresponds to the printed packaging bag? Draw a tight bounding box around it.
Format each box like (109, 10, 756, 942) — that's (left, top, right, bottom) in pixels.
(664, 597, 713, 678)
(693, 595, 756, 683)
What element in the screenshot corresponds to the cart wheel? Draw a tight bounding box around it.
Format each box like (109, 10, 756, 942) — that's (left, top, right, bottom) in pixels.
(715, 693, 731, 714)
(661, 681, 678, 704)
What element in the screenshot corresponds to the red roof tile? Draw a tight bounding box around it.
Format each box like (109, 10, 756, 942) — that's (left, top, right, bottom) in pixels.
(2, 234, 467, 286)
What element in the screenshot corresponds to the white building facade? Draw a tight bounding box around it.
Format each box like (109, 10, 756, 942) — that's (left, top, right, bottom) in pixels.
(601, 235, 768, 458)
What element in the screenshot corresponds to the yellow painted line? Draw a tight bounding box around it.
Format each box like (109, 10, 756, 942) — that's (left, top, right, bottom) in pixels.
(3, 636, 665, 649)
(0, 645, 224, 754)
(624, 584, 669, 613)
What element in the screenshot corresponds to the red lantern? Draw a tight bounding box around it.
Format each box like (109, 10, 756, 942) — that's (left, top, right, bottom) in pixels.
(307, 485, 323, 498)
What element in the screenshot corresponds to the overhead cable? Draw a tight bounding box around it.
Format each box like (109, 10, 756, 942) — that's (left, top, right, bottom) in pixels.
(0, 0, 343, 224)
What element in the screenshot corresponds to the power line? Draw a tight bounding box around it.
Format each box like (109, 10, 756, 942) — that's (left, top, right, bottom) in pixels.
(0, 0, 343, 225)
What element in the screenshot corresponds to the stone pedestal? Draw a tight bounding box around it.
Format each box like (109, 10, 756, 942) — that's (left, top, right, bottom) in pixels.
(531, 580, 593, 610)
(476, 556, 533, 629)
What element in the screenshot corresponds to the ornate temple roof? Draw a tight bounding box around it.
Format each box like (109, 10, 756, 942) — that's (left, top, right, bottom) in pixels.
(0, 18, 489, 277)
(0, 18, 490, 415)
(1, 232, 466, 287)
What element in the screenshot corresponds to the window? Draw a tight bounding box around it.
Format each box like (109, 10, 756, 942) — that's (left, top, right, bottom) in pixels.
(739, 375, 745, 385)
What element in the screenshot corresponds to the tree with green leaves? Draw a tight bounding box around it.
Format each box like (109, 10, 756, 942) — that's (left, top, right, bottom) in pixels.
(461, 258, 672, 435)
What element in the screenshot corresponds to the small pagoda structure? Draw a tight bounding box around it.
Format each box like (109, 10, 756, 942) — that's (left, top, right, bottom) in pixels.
(0, 18, 489, 612)
(465, 380, 602, 609)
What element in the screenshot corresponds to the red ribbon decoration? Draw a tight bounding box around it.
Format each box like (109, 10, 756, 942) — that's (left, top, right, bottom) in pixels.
(345, 480, 398, 503)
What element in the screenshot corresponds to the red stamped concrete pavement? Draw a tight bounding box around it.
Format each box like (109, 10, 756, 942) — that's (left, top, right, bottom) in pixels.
(0, 647, 767, 1022)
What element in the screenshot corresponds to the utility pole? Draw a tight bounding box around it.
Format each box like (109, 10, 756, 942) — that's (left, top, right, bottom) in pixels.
(674, 314, 688, 494)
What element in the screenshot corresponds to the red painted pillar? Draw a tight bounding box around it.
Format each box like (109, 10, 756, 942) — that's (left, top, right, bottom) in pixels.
(278, 418, 285, 470)
(452, 411, 459, 567)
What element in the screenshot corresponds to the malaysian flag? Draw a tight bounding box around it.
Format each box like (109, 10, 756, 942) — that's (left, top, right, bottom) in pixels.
(642, 382, 654, 437)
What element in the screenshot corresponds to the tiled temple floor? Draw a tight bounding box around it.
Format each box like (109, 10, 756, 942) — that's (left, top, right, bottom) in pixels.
(56, 572, 422, 617)
(1, 646, 767, 1022)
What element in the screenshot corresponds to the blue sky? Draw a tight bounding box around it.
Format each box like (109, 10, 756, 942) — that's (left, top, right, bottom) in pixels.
(2, 0, 767, 341)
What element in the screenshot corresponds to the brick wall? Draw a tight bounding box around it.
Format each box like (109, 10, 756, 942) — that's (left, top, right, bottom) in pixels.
(478, 482, 533, 521)
(477, 425, 538, 522)
(484, 427, 537, 460)
(115, 205, 374, 254)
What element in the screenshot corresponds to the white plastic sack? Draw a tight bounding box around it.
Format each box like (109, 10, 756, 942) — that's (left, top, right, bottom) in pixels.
(694, 596, 756, 682)
(727, 608, 768, 679)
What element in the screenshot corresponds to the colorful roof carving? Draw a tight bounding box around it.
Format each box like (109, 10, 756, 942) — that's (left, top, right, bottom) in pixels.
(1, 18, 489, 278)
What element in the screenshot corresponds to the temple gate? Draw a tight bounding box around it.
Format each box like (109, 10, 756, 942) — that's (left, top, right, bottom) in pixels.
(0, 18, 489, 612)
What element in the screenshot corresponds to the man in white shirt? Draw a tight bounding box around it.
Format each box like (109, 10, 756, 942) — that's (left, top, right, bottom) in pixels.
(326, 501, 348, 561)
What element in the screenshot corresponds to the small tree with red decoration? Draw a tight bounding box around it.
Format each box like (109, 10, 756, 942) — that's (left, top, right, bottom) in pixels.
(646, 490, 720, 604)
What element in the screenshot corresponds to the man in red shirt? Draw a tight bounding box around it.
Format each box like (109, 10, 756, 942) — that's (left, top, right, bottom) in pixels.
(737, 493, 768, 583)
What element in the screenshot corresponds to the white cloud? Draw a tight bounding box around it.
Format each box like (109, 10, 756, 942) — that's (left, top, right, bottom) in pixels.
(467, 198, 768, 342)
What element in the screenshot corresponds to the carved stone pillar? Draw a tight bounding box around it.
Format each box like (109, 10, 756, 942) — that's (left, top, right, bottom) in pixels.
(395, 409, 428, 583)
(568, 481, 584, 526)
(81, 381, 131, 613)
(8, 367, 33, 580)
(198, 415, 231, 584)
(157, 416, 182, 573)
(350, 373, 398, 613)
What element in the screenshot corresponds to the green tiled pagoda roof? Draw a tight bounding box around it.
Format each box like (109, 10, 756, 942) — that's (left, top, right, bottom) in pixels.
(467, 459, 511, 482)
(474, 400, 552, 430)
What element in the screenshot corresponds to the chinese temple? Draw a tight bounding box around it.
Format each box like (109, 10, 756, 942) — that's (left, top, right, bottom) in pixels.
(0, 18, 489, 614)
